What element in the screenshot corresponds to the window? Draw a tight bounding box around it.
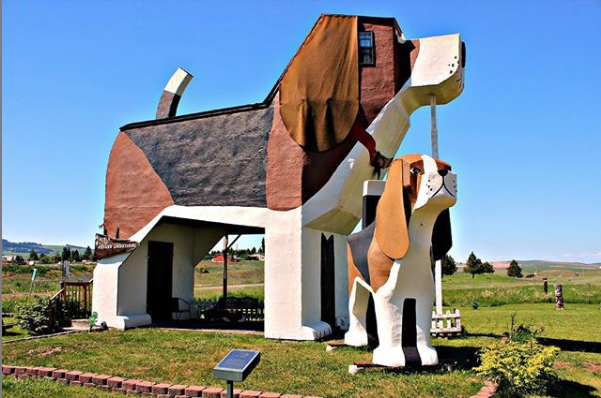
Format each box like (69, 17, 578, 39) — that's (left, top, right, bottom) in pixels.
(359, 31, 375, 66)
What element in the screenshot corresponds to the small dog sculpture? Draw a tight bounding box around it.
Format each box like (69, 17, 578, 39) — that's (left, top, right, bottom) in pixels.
(345, 154, 457, 367)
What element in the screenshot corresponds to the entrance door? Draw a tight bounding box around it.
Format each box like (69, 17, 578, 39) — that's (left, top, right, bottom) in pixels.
(321, 234, 336, 329)
(147, 241, 174, 322)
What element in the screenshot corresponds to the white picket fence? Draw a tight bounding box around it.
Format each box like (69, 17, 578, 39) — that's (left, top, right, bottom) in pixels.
(430, 309, 462, 336)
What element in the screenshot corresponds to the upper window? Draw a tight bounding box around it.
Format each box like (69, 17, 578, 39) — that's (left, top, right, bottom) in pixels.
(359, 31, 375, 66)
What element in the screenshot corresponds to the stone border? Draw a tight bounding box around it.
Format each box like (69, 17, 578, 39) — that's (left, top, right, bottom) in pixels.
(469, 380, 496, 398)
(2, 364, 323, 398)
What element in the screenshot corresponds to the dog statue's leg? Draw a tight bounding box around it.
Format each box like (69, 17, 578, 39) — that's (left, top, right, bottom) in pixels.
(415, 274, 439, 366)
(344, 278, 372, 347)
(371, 263, 407, 367)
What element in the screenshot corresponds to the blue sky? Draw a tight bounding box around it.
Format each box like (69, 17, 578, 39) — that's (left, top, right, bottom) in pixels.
(3, 1, 600, 263)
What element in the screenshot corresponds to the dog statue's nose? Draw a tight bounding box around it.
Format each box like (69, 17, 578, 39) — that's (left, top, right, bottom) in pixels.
(438, 169, 448, 177)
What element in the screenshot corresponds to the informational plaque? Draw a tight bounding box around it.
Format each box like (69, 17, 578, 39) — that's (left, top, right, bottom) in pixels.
(213, 349, 261, 382)
(93, 233, 139, 260)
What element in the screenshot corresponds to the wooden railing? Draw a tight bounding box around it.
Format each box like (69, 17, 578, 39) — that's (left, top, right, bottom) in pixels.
(430, 309, 462, 337)
(48, 279, 93, 331)
(194, 297, 264, 322)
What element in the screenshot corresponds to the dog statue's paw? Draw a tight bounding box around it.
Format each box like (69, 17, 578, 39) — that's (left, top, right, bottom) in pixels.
(417, 345, 439, 366)
(344, 330, 368, 347)
(372, 345, 406, 367)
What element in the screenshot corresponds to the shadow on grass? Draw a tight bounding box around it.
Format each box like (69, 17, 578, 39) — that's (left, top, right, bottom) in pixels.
(538, 337, 601, 354)
(466, 333, 601, 354)
(548, 380, 597, 398)
(436, 345, 480, 370)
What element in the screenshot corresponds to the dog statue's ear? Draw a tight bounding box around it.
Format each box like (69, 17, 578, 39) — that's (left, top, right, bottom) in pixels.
(432, 209, 452, 261)
(280, 15, 359, 152)
(375, 160, 410, 260)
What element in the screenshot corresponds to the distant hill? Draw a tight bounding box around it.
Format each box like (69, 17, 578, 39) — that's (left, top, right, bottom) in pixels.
(459, 259, 601, 270)
(516, 260, 601, 270)
(2, 239, 88, 257)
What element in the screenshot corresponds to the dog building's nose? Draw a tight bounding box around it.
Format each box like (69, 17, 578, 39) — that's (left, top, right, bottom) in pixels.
(438, 169, 448, 177)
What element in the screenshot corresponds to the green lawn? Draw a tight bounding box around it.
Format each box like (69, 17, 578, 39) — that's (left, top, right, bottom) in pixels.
(3, 303, 601, 397)
(195, 261, 264, 287)
(1, 328, 483, 398)
(4, 265, 601, 397)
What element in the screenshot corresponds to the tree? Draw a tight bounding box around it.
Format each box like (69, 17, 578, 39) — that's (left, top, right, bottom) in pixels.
(52, 253, 62, 263)
(441, 254, 457, 276)
(39, 254, 50, 264)
(82, 246, 93, 260)
(29, 249, 39, 261)
(464, 252, 483, 279)
(72, 250, 81, 263)
(259, 238, 265, 254)
(14, 255, 25, 264)
(507, 259, 523, 278)
(481, 262, 494, 274)
(61, 247, 71, 262)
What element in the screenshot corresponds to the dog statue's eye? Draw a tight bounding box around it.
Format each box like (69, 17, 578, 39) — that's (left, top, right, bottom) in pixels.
(411, 167, 421, 175)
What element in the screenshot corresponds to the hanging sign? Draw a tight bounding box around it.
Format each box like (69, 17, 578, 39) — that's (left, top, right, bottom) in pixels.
(93, 233, 138, 260)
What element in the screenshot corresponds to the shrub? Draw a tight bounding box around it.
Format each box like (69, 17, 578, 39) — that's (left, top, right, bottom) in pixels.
(475, 338, 559, 397)
(14, 296, 52, 336)
(506, 260, 523, 278)
(471, 300, 479, 310)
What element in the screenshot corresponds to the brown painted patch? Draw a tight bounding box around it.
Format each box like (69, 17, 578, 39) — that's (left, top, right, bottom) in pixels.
(280, 15, 359, 152)
(104, 132, 174, 239)
(374, 159, 410, 260)
(359, 20, 397, 124)
(366, 236, 394, 293)
(267, 95, 357, 210)
(266, 94, 306, 210)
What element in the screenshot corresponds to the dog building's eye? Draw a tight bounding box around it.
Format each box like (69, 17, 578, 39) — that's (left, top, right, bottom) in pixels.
(411, 167, 421, 175)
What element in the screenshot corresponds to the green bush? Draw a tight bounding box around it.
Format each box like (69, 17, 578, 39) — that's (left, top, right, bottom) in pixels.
(13, 296, 85, 336)
(14, 296, 53, 336)
(475, 338, 559, 397)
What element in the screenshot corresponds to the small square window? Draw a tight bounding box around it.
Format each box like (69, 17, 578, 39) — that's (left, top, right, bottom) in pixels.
(359, 31, 375, 66)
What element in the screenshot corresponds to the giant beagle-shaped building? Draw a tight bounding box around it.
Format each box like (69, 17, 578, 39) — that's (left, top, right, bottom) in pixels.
(93, 14, 465, 340)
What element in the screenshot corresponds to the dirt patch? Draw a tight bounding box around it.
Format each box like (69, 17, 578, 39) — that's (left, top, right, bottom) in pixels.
(584, 363, 601, 373)
(29, 346, 63, 357)
(555, 361, 575, 370)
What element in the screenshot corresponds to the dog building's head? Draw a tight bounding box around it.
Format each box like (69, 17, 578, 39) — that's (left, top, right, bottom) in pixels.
(278, 14, 465, 153)
(375, 154, 457, 261)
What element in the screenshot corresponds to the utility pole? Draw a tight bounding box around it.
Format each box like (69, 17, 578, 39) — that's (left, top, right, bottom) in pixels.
(431, 94, 443, 316)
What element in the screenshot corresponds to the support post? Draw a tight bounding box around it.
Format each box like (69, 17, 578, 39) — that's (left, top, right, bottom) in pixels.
(431, 94, 442, 318)
(554, 284, 564, 310)
(226, 380, 234, 398)
(435, 260, 443, 316)
(430, 95, 439, 159)
(222, 236, 228, 307)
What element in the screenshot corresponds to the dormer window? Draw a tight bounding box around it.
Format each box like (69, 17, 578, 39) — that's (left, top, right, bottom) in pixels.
(359, 31, 375, 66)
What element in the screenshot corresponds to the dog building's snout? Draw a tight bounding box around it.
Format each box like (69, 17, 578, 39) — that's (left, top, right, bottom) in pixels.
(438, 169, 448, 177)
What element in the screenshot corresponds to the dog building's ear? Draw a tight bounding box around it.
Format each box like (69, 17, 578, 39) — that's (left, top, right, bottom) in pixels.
(375, 160, 410, 260)
(280, 15, 359, 152)
(432, 209, 452, 261)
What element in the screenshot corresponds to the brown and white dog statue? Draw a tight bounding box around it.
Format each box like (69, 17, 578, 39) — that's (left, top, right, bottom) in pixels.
(345, 154, 457, 367)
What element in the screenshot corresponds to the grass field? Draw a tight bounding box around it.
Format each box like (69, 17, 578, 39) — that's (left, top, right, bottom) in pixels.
(3, 262, 601, 397)
(2, 303, 600, 397)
